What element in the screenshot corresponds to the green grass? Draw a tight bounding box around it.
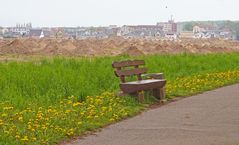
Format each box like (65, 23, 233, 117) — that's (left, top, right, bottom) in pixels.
(1, 53, 239, 107)
(1, 52, 239, 144)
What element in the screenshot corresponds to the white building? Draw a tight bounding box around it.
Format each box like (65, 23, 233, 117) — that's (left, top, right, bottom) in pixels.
(165, 32, 177, 40)
(9, 23, 32, 35)
(1, 28, 9, 34)
(157, 20, 178, 33)
(120, 25, 163, 38)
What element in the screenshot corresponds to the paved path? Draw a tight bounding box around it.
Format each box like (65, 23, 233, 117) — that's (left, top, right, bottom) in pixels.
(69, 84, 239, 145)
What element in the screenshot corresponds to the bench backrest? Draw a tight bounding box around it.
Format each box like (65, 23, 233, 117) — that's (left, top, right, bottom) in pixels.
(112, 60, 147, 83)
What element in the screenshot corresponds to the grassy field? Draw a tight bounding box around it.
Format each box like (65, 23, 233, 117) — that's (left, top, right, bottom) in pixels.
(1, 53, 239, 144)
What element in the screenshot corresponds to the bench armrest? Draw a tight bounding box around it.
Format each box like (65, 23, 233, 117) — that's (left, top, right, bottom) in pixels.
(142, 73, 164, 79)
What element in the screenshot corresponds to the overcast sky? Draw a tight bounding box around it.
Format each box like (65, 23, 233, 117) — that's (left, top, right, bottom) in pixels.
(0, 0, 238, 27)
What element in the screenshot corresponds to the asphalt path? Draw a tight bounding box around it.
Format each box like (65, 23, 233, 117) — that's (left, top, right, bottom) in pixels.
(69, 84, 239, 145)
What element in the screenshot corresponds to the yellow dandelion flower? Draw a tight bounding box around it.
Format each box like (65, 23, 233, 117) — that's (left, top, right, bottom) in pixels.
(109, 118, 115, 122)
(68, 95, 75, 99)
(77, 121, 82, 125)
(21, 136, 29, 141)
(0, 119, 4, 126)
(3, 106, 13, 110)
(1, 113, 7, 117)
(66, 128, 75, 136)
(72, 102, 82, 107)
(67, 100, 73, 104)
(18, 116, 23, 122)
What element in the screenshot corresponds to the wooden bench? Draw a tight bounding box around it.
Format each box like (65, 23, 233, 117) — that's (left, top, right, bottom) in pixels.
(112, 60, 166, 101)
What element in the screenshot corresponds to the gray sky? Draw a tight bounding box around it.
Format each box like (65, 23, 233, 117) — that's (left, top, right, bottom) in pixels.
(0, 0, 238, 27)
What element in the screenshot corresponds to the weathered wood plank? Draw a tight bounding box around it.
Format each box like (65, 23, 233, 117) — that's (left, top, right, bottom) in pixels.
(115, 68, 147, 77)
(120, 79, 166, 93)
(112, 60, 145, 68)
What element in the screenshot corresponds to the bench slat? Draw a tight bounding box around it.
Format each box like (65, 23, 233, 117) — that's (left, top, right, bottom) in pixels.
(120, 79, 166, 93)
(112, 60, 145, 68)
(115, 68, 147, 77)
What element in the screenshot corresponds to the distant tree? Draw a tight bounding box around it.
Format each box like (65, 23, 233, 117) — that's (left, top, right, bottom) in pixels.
(223, 21, 239, 40)
(183, 23, 194, 31)
(234, 28, 239, 40)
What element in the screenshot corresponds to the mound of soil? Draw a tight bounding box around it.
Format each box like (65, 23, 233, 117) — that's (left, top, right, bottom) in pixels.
(41, 41, 60, 54)
(0, 39, 10, 48)
(0, 39, 32, 54)
(1, 38, 239, 56)
(121, 45, 144, 56)
(59, 40, 77, 51)
(40, 40, 74, 55)
(22, 38, 41, 51)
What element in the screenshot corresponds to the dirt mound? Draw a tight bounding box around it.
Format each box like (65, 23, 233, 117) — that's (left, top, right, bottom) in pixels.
(73, 40, 96, 56)
(1, 38, 239, 56)
(5, 39, 25, 48)
(40, 40, 74, 55)
(0, 39, 32, 54)
(22, 38, 41, 51)
(0, 39, 10, 48)
(59, 40, 77, 51)
(41, 41, 60, 54)
(103, 39, 118, 49)
(121, 45, 144, 56)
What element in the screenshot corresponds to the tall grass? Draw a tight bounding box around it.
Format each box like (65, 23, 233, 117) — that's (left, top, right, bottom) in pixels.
(1, 53, 239, 108)
(1, 53, 239, 144)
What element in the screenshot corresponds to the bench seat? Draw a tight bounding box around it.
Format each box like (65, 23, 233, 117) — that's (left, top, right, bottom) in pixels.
(120, 79, 166, 93)
(112, 59, 166, 101)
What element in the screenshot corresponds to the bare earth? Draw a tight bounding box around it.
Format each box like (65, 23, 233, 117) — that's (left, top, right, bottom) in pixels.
(68, 84, 239, 145)
(1, 38, 239, 56)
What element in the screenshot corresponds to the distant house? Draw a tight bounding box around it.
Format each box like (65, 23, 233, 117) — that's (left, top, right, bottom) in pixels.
(193, 32, 205, 38)
(7, 23, 32, 37)
(193, 24, 215, 34)
(193, 25, 204, 34)
(0, 27, 3, 36)
(76, 27, 104, 39)
(193, 24, 219, 39)
(165, 32, 177, 40)
(2, 28, 9, 35)
(0, 27, 3, 39)
(51, 28, 65, 39)
(219, 27, 235, 40)
(75, 26, 120, 39)
(41, 28, 52, 38)
(3, 31, 20, 38)
(64, 27, 78, 38)
(192, 24, 235, 40)
(120, 25, 163, 38)
(179, 31, 194, 38)
(29, 29, 44, 38)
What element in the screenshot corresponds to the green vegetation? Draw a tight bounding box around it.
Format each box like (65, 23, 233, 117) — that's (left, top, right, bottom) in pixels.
(1, 53, 239, 144)
(182, 22, 196, 31)
(0, 92, 142, 144)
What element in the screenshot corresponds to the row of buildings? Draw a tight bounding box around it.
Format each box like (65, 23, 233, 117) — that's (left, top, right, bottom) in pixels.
(181, 25, 236, 40)
(0, 20, 179, 39)
(0, 21, 237, 40)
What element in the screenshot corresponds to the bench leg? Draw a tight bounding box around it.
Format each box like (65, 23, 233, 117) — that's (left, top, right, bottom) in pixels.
(160, 87, 166, 101)
(129, 92, 144, 102)
(153, 87, 165, 101)
(138, 91, 145, 102)
(153, 88, 160, 100)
